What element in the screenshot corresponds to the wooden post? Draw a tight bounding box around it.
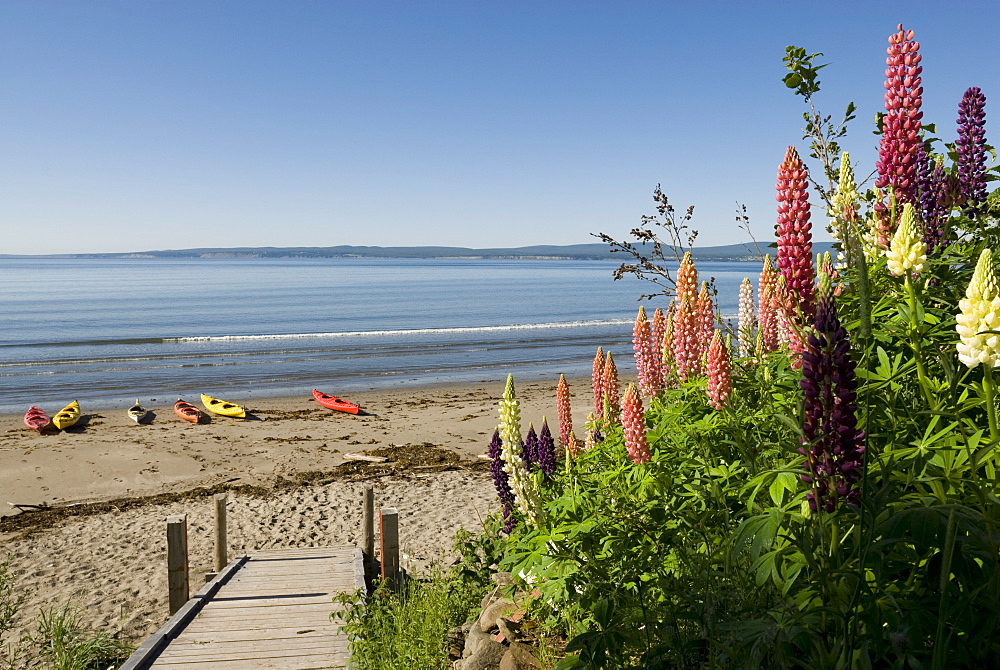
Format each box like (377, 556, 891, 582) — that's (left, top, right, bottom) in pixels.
(361, 484, 374, 560)
(213, 493, 228, 573)
(379, 507, 399, 588)
(166, 514, 189, 615)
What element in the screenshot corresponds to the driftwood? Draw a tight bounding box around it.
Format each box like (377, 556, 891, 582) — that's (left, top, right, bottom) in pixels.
(343, 453, 388, 463)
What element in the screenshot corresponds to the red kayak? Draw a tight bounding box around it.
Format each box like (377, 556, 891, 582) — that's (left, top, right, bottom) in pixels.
(312, 389, 360, 414)
(174, 399, 203, 423)
(24, 406, 49, 432)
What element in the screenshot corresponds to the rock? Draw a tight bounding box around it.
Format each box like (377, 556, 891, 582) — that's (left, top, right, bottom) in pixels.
(496, 617, 521, 643)
(479, 597, 516, 633)
(508, 641, 542, 669)
(481, 585, 503, 611)
(464, 639, 506, 670)
(463, 622, 493, 659)
(491, 571, 515, 586)
(448, 624, 466, 661)
(499, 651, 520, 670)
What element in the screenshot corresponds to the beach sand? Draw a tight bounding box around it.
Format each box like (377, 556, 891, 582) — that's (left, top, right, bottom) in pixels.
(0, 377, 596, 652)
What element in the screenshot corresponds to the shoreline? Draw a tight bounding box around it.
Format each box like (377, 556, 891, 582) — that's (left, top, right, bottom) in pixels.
(0, 376, 600, 519)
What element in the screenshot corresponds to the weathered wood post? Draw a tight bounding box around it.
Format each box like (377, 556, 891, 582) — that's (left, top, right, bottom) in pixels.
(166, 514, 189, 614)
(361, 484, 374, 564)
(213, 493, 228, 573)
(379, 507, 399, 588)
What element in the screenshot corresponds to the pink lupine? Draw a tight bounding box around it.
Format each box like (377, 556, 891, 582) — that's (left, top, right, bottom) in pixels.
(651, 307, 666, 358)
(758, 256, 777, 326)
(738, 278, 756, 358)
(661, 300, 677, 379)
(676, 251, 698, 302)
(775, 146, 815, 317)
(602, 352, 621, 422)
(592, 346, 605, 417)
(673, 294, 702, 381)
(696, 282, 715, 346)
(633, 306, 663, 397)
(876, 24, 922, 206)
(706, 330, 731, 410)
(621, 383, 651, 464)
(756, 282, 779, 356)
(556, 374, 578, 457)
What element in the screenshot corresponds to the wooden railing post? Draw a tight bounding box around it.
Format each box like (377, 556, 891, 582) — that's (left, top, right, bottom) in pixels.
(379, 507, 399, 588)
(213, 493, 228, 573)
(361, 484, 374, 560)
(166, 514, 189, 614)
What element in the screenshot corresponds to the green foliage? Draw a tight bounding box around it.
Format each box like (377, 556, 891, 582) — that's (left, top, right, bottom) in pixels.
(31, 606, 132, 670)
(333, 570, 481, 670)
(475, 33, 1000, 670)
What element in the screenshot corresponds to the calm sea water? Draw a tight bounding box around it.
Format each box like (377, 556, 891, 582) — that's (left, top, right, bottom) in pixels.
(0, 257, 756, 413)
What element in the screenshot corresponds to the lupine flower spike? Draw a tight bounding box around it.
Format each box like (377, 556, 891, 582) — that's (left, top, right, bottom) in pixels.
(601, 352, 621, 422)
(584, 412, 599, 451)
(706, 330, 731, 410)
(956, 249, 1000, 369)
(651, 307, 666, 357)
(799, 259, 865, 512)
(676, 251, 698, 301)
(674, 294, 706, 380)
(556, 374, 577, 457)
(621, 384, 651, 464)
(918, 155, 950, 253)
(886, 203, 927, 276)
(738, 278, 756, 358)
(876, 24, 922, 206)
(830, 152, 861, 268)
(697, 282, 715, 346)
(536, 418, 557, 478)
(498, 375, 541, 527)
(592, 347, 605, 417)
(956, 87, 989, 217)
(662, 301, 677, 383)
(523, 423, 539, 467)
(633, 306, 663, 397)
(775, 146, 815, 317)
(487, 429, 517, 533)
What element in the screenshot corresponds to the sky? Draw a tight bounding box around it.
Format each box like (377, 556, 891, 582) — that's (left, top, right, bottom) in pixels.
(1, 1, 997, 255)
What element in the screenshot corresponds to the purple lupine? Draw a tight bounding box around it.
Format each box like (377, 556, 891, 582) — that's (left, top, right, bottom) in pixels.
(955, 86, 988, 217)
(537, 418, 557, 479)
(523, 423, 539, 467)
(488, 429, 517, 533)
(916, 146, 950, 252)
(799, 256, 866, 513)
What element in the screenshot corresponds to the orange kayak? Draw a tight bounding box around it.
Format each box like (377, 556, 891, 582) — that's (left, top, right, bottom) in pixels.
(312, 389, 360, 414)
(174, 399, 203, 423)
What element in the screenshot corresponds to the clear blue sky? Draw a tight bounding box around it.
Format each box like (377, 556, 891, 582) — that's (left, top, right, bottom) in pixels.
(1, 1, 997, 255)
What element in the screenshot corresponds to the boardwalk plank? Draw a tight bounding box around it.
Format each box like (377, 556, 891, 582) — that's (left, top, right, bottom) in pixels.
(122, 546, 362, 670)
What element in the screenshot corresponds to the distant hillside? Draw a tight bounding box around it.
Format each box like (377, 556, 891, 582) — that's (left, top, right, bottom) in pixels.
(11, 242, 833, 261)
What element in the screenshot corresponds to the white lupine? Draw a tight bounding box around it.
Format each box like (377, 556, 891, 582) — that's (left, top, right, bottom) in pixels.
(957, 249, 1000, 368)
(737, 277, 756, 358)
(497, 375, 542, 526)
(886, 203, 927, 276)
(828, 152, 858, 269)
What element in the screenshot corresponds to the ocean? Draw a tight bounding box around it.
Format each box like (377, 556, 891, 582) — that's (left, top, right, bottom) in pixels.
(0, 257, 756, 414)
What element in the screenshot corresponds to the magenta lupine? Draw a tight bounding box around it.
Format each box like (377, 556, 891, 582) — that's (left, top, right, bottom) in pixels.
(956, 86, 989, 216)
(487, 429, 517, 533)
(556, 374, 577, 457)
(775, 146, 815, 317)
(876, 24, 923, 206)
(633, 306, 663, 397)
(738, 278, 756, 358)
(602, 352, 621, 422)
(706, 330, 731, 410)
(592, 347, 605, 417)
(799, 263, 865, 513)
(621, 384, 651, 464)
(537, 418, 557, 478)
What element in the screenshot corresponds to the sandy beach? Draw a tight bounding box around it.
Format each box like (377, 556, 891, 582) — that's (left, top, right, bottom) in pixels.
(0, 377, 597, 653)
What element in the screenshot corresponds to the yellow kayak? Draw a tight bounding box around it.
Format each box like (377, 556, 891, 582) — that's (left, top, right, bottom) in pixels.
(52, 400, 81, 430)
(200, 394, 246, 418)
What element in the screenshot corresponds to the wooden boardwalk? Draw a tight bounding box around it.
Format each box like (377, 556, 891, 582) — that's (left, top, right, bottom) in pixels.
(122, 546, 365, 670)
